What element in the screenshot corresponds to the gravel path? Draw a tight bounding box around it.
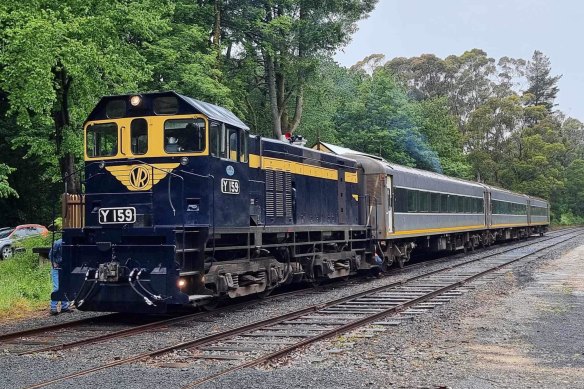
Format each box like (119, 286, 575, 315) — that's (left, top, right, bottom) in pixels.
(0, 232, 581, 389)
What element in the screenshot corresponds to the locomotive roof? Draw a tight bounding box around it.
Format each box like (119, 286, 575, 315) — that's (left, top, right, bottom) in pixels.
(315, 141, 548, 203)
(177, 93, 249, 130)
(86, 91, 249, 130)
(316, 141, 484, 188)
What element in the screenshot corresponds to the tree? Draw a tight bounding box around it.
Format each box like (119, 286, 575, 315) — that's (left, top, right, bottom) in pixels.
(0, 164, 17, 199)
(335, 68, 442, 171)
(0, 1, 172, 193)
(524, 50, 561, 111)
(411, 98, 472, 178)
(386, 49, 497, 136)
(223, 0, 377, 139)
(143, 1, 234, 109)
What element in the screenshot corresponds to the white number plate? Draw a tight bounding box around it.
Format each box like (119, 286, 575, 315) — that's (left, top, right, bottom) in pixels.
(98, 207, 136, 224)
(221, 178, 240, 194)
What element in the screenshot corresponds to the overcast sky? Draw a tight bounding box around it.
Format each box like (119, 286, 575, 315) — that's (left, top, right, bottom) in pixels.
(335, 0, 583, 121)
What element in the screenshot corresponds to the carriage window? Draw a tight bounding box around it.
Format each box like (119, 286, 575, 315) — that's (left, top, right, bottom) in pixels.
(131, 118, 148, 155)
(448, 195, 456, 213)
(464, 197, 471, 213)
(407, 190, 418, 212)
(395, 188, 408, 212)
(440, 194, 448, 213)
(154, 96, 179, 115)
(86, 123, 118, 157)
(419, 192, 430, 212)
(226, 127, 238, 161)
(164, 118, 206, 153)
(431, 193, 440, 213)
(105, 100, 126, 118)
(456, 196, 464, 213)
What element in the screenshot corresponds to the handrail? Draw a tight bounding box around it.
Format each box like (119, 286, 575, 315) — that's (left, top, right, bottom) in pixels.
(180, 170, 216, 260)
(131, 159, 186, 266)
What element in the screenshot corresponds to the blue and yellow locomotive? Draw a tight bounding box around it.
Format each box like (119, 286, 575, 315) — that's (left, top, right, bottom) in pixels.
(56, 91, 549, 313)
(59, 92, 369, 312)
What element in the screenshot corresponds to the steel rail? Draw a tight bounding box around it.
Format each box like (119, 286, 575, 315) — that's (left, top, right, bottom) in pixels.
(13, 229, 569, 355)
(181, 229, 583, 388)
(21, 228, 579, 389)
(0, 313, 121, 343)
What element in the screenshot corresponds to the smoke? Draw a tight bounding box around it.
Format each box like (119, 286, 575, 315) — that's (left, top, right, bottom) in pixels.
(387, 114, 443, 174)
(403, 130, 443, 173)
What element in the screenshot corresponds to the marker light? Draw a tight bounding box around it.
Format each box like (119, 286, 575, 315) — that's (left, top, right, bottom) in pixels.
(178, 279, 186, 288)
(130, 95, 142, 107)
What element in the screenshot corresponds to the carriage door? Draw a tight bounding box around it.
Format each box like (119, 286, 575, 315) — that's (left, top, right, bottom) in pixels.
(385, 175, 394, 234)
(484, 191, 491, 228)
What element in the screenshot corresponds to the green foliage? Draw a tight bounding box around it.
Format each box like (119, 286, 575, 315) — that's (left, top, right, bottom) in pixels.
(0, 236, 54, 317)
(0, 163, 17, 198)
(0, 0, 172, 192)
(334, 68, 442, 170)
(0, 0, 581, 228)
(525, 50, 561, 111)
(410, 98, 472, 178)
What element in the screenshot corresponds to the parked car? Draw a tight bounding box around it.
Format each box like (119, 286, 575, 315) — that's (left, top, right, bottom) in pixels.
(0, 224, 49, 260)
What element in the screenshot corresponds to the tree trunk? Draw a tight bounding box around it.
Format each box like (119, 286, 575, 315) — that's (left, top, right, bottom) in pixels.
(289, 82, 304, 134)
(287, 3, 306, 135)
(276, 69, 288, 134)
(213, 0, 222, 59)
(52, 63, 80, 194)
(264, 51, 282, 139)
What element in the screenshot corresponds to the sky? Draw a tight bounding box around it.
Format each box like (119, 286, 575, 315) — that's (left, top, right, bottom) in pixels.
(334, 0, 584, 121)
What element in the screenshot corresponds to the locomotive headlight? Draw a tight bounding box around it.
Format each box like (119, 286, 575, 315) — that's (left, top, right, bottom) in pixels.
(180, 157, 189, 166)
(178, 278, 186, 288)
(99, 161, 105, 169)
(130, 95, 142, 107)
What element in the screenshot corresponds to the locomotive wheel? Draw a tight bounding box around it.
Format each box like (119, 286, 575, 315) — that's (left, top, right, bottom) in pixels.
(257, 287, 274, 299)
(381, 259, 392, 273)
(397, 256, 405, 269)
(202, 302, 218, 311)
(201, 297, 223, 311)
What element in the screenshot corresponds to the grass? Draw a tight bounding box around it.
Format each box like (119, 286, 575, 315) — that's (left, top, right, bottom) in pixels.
(0, 235, 57, 320)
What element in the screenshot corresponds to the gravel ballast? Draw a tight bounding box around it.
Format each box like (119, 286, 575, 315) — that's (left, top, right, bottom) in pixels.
(0, 232, 582, 389)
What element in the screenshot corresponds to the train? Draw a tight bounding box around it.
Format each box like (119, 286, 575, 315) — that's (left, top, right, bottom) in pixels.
(54, 91, 549, 313)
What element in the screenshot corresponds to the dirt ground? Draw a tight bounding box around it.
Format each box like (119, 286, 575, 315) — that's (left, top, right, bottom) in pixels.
(230, 239, 584, 389)
(328, 240, 584, 388)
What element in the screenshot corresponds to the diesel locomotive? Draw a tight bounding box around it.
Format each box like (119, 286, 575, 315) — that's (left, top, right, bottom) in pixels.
(54, 92, 549, 313)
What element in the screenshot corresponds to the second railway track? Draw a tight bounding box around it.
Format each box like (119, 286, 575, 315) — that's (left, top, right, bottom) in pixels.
(18, 228, 582, 389)
(0, 228, 574, 356)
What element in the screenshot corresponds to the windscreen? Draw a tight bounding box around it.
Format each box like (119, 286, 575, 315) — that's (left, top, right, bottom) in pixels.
(86, 123, 118, 157)
(164, 118, 206, 153)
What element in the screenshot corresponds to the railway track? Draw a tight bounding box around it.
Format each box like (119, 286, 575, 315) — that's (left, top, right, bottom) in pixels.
(20, 228, 581, 389)
(1, 228, 573, 356)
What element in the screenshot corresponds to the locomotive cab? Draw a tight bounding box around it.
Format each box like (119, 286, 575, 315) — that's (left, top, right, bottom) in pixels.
(58, 92, 251, 312)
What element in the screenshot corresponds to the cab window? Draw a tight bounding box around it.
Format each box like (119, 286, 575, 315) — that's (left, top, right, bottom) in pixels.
(240, 130, 248, 162)
(131, 118, 148, 155)
(226, 127, 238, 161)
(164, 118, 206, 153)
(86, 123, 118, 157)
(105, 100, 126, 118)
(210, 122, 221, 157)
(154, 96, 178, 115)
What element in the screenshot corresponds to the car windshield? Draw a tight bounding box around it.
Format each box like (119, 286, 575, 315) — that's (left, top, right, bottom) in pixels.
(0, 229, 14, 239)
